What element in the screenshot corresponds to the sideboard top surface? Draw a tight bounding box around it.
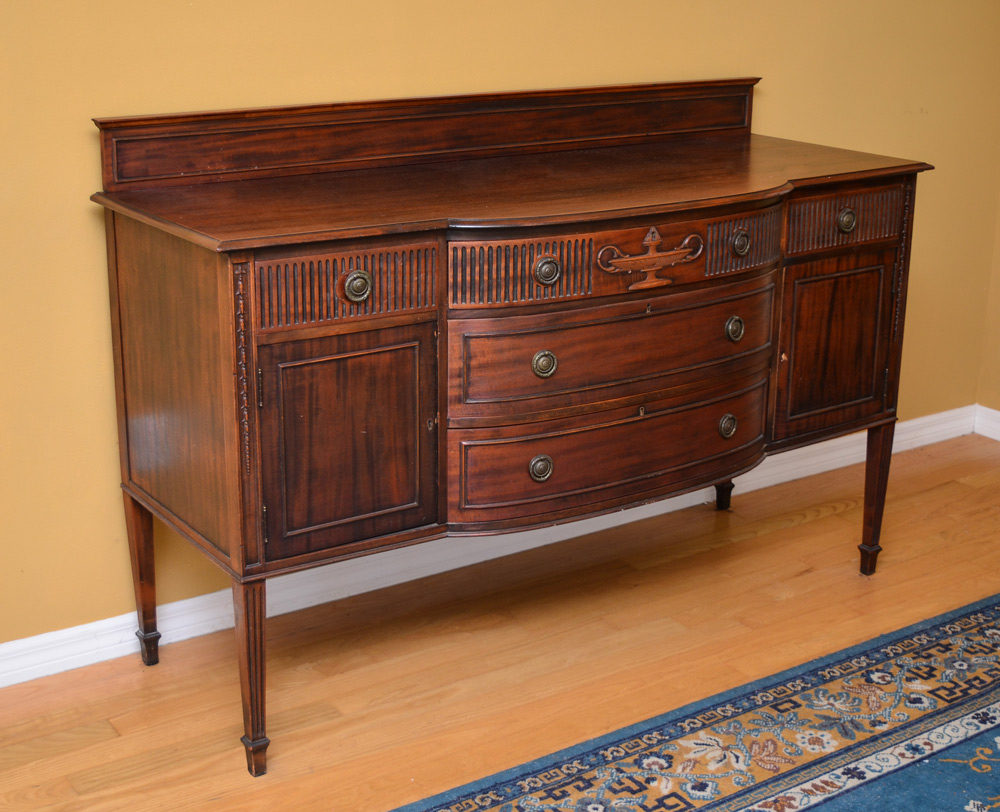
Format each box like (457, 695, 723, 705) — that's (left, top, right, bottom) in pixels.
(91, 80, 931, 251)
(93, 135, 928, 252)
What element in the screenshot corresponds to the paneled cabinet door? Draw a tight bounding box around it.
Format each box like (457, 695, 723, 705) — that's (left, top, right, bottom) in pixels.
(772, 249, 898, 442)
(257, 322, 438, 560)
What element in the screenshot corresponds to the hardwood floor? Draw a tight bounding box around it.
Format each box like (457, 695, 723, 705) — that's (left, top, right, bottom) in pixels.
(2, 434, 998, 811)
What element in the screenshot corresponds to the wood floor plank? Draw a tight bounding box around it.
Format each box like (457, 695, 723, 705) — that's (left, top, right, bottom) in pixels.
(0, 435, 997, 811)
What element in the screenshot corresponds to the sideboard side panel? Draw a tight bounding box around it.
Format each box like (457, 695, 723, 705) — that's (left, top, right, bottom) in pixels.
(112, 215, 242, 561)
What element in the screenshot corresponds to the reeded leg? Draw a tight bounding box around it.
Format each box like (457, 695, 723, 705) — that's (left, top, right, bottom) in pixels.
(233, 580, 269, 776)
(123, 492, 160, 665)
(715, 480, 735, 511)
(859, 421, 895, 575)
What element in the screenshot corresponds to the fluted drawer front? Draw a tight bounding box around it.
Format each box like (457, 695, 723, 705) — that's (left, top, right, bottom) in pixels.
(786, 184, 904, 255)
(448, 378, 767, 528)
(450, 274, 774, 418)
(256, 241, 437, 333)
(448, 206, 780, 308)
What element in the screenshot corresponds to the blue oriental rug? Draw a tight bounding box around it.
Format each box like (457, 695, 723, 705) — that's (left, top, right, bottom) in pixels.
(392, 595, 1000, 812)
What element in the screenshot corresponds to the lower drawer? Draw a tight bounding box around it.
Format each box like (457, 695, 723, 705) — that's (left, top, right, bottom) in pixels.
(449, 274, 774, 420)
(447, 378, 767, 529)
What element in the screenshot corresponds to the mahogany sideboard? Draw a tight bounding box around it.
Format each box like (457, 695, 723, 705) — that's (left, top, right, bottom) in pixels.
(92, 78, 931, 775)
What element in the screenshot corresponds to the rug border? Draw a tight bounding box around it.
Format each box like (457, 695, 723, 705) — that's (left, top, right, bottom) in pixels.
(391, 592, 1000, 812)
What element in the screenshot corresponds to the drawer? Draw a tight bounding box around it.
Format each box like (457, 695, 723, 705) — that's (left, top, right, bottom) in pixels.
(786, 184, 905, 255)
(449, 206, 781, 308)
(255, 238, 439, 334)
(449, 273, 774, 420)
(447, 377, 767, 529)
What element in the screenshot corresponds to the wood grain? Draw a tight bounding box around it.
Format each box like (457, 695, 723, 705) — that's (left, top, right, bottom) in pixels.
(1, 434, 996, 811)
(92, 135, 930, 252)
(91, 84, 932, 772)
(94, 79, 759, 191)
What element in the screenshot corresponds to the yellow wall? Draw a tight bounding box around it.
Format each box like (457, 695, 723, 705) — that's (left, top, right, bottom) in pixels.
(2, 0, 999, 646)
(980, 195, 1000, 407)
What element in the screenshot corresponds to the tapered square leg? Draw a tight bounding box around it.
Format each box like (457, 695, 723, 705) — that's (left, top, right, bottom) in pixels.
(859, 421, 895, 575)
(123, 492, 160, 665)
(233, 580, 269, 776)
(714, 480, 735, 511)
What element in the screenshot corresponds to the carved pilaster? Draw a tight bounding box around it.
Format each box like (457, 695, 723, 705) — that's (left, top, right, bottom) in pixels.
(234, 261, 252, 475)
(893, 177, 916, 344)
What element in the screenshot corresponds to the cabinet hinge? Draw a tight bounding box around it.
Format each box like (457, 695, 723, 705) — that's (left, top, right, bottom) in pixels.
(257, 369, 263, 408)
(262, 505, 268, 544)
(883, 367, 891, 401)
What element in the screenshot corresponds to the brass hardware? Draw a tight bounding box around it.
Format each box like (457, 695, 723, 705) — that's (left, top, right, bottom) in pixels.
(837, 207, 857, 234)
(725, 315, 746, 343)
(731, 229, 751, 257)
(597, 227, 703, 290)
(718, 413, 738, 439)
(533, 256, 561, 286)
(343, 269, 373, 302)
(528, 454, 554, 482)
(531, 350, 558, 378)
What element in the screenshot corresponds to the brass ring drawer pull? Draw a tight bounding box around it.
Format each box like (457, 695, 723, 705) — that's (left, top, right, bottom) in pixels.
(718, 413, 738, 439)
(343, 269, 373, 302)
(731, 229, 751, 257)
(837, 207, 858, 234)
(528, 454, 554, 482)
(725, 315, 746, 343)
(534, 256, 562, 286)
(531, 350, 558, 378)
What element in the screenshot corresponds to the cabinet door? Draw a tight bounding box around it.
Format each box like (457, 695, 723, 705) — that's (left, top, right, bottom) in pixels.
(258, 323, 437, 560)
(772, 249, 897, 442)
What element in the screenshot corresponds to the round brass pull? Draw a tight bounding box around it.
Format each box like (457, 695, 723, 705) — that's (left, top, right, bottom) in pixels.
(343, 269, 373, 302)
(837, 207, 858, 234)
(531, 350, 558, 378)
(718, 413, 738, 439)
(725, 315, 746, 343)
(533, 256, 561, 286)
(528, 454, 554, 482)
(731, 229, 751, 257)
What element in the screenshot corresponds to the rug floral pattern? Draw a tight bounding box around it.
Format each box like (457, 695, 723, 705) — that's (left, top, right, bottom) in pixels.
(400, 602, 1000, 812)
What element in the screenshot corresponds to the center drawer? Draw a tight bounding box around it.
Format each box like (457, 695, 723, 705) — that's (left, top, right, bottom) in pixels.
(447, 376, 767, 530)
(448, 273, 774, 421)
(448, 205, 781, 308)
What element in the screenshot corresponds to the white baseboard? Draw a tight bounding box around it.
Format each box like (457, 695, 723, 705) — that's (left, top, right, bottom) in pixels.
(975, 404, 1000, 441)
(0, 405, 989, 689)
